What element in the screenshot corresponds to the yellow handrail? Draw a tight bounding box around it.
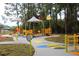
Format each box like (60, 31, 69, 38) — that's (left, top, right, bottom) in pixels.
(65, 34, 79, 53)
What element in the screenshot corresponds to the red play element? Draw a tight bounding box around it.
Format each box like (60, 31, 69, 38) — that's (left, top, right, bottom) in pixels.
(16, 27, 20, 32)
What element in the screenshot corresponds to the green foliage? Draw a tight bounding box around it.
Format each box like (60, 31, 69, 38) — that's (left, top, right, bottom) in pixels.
(4, 3, 79, 34)
(45, 34, 65, 43)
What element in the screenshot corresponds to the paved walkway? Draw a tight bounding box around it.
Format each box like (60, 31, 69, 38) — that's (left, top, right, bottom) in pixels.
(17, 36, 30, 44)
(0, 35, 30, 44)
(31, 36, 75, 56)
(0, 34, 76, 56)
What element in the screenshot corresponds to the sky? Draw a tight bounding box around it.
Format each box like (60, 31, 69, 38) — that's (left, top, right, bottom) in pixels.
(0, 3, 65, 27)
(0, 3, 22, 27)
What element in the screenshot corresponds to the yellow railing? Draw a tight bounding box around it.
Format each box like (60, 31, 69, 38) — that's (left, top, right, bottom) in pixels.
(23, 28, 52, 36)
(65, 34, 79, 53)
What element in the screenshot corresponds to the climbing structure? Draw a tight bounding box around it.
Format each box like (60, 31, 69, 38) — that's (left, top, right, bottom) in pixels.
(65, 34, 79, 55)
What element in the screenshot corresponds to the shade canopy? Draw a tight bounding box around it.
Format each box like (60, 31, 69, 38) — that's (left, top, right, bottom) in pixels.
(27, 16, 42, 22)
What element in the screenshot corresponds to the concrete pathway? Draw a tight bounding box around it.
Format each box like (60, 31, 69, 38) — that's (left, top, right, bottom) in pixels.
(31, 36, 75, 56)
(17, 36, 30, 44)
(0, 34, 76, 56)
(0, 35, 30, 44)
(0, 41, 30, 44)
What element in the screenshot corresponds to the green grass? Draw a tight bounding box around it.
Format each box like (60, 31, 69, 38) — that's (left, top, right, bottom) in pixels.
(0, 44, 35, 56)
(47, 44, 59, 47)
(0, 37, 13, 42)
(54, 46, 65, 49)
(47, 44, 65, 49)
(45, 34, 65, 43)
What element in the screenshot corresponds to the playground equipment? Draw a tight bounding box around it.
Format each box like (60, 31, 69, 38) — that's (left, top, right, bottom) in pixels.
(23, 29, 33, 36)
(26, 16, 52, 36)
(27, 16, 44, 36)
(65, 34, 79, 55)
(44, 28, 52, 36)
(22, 27, 52, 36)
(46, 15, 52, 35)
(15, 16, 52, 36)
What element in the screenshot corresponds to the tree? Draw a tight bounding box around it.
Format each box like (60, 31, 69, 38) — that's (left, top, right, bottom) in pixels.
(5, 3, 79, 34)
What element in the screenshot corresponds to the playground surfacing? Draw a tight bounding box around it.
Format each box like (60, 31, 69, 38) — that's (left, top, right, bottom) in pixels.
(37, 45, 47, 48)
(0, 35, 76, 56)
(31, 36, 75, 56)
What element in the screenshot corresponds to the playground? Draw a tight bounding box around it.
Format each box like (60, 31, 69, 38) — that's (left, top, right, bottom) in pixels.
(0, 3, 79, 56)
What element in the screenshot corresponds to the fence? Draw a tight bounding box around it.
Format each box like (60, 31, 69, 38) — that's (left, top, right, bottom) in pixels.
(65, 34, 79, 55)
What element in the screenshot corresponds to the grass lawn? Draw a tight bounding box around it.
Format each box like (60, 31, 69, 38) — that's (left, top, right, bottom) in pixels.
(47, 44, 65, 49)
(45, 34, 65, 43)
(0, 44, 35, 56)
(0, 37, 13, 42)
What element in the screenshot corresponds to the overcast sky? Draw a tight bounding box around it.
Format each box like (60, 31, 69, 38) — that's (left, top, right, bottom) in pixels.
(0, 3, 22, 27)
(0, 3, 65, 27)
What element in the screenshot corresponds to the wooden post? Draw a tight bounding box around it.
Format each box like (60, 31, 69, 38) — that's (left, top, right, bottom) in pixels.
(49, 20, 51, 35)
(74, 34, 77, 50)
(30, 34, 32, 55)
(76, 34, 78, 50)
(42, 21, 45, 36)
(65, 34, 68, 53)
(33, 22, 34, 35)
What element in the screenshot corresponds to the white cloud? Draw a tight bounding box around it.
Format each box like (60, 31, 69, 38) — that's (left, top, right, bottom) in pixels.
(0, 3, 5, 15)
(0, 3, 20, 27)
(0, 3, 65, 27)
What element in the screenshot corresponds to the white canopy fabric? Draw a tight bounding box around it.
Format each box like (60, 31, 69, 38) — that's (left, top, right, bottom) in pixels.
(27, 16, 42, 22)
